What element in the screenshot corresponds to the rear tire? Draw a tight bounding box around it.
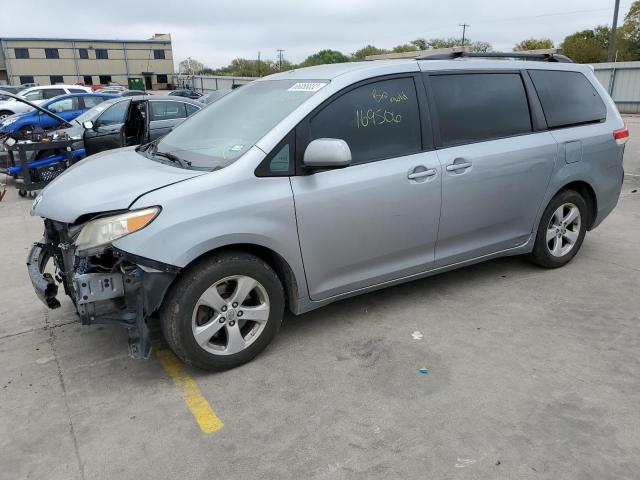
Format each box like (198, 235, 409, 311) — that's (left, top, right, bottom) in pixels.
(529, 190, 588, 268)
(160, 251, 285, 371)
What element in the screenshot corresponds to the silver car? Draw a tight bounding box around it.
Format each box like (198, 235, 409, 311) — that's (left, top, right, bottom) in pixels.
(27, 53, 627, 371)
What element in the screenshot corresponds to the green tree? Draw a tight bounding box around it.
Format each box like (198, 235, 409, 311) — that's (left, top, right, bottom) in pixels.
(300, 49, 350, 67)
(620, 0, 640, 59)
(514, 38, 554, 51)
(391, 43, 418, 53)
(352, 45, 389, 60)
(410, 38, 428, 50)
(561, 27, 610, 63)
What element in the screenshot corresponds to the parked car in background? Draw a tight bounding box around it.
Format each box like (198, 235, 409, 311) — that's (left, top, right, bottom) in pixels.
(0, 85, 91, 119)
(0, 85, 25, 95)
(117, 90, 150, 97)
(200, 89, 232, 104)
(58, 95, 203, 155)
(0, 93, 116, 133)
(168, 89, 202, 99)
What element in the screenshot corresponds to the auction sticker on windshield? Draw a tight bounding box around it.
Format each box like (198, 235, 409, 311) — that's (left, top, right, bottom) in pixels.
(288, 82, 327, 92)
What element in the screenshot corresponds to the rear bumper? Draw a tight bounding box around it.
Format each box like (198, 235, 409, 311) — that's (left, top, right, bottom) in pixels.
(26, 239, 177, 359)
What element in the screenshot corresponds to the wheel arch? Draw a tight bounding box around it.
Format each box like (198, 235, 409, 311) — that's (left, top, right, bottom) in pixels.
(552, 180, 598, 230)
(180, 243, 302, 314)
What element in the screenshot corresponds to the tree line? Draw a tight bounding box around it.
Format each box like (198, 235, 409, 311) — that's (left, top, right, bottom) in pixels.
(190, 1, 640, 77)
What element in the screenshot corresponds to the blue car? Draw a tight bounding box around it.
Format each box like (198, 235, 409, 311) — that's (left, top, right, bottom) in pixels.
(0, 92, 117, 133)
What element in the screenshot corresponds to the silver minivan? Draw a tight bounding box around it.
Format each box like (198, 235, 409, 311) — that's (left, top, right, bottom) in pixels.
(27, 52, 627, 371)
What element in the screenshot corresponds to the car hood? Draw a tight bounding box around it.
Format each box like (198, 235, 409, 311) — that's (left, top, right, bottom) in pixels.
(32, 147, 206, 223)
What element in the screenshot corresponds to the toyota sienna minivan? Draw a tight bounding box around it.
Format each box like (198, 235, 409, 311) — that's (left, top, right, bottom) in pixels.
(27, 52, 627, 371)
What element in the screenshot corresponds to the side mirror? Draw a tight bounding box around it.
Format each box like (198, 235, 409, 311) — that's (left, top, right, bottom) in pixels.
(303, 138, 351, 169)
(82, 121, 94, 130)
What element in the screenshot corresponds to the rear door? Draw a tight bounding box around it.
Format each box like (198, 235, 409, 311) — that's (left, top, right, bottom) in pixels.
(425, 71, 557, 266)
(148, 100, 188, 140)
(290, 75, 442, 300)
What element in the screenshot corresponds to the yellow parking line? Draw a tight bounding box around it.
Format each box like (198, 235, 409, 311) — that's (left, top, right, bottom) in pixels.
(156, 349, 224, 433)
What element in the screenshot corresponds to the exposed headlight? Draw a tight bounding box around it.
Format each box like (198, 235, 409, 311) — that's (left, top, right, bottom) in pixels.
(76, 207, 160, 253)
(2, 117, 18, 126)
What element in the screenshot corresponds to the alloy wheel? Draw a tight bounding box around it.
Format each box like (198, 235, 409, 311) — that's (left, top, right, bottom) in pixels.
(191, 275, 270, 355)
(546, 203, 581, 257)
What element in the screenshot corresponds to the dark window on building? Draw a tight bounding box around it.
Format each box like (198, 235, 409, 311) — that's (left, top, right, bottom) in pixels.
(83, 75, 93, 86)
(529, 70, 606, 128)
(99, 75, 112, 85)
(154, 49, 166, 60)
(430, 73, 532, 147)
(19, 75, 35, 85)
(49, 75, 64, 85)
(156, 74, 168, 84)
(95, 49, 109, 60)
(14, 48, 29, 59)
(78, 48, 89, 59)
(149, 100, 187, 121)
(43, 88, 66, 99)
(44, 48, 59, 59)
(308, 77, 422, 165)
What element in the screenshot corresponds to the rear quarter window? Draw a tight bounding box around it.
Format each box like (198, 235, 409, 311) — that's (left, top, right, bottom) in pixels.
(529, 70, 606, 128)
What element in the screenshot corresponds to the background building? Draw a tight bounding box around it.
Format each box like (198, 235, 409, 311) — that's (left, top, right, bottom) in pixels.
(0, 34, 174, 89)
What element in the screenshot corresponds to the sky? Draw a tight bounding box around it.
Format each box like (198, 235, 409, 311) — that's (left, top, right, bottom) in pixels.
(2, 0, 635, 69)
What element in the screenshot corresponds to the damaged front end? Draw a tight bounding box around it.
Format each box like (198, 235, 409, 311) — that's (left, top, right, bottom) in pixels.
(27, 217, 178, 358)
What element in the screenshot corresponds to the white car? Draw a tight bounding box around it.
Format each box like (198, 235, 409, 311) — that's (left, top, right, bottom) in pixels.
(0, 85, 91, 119)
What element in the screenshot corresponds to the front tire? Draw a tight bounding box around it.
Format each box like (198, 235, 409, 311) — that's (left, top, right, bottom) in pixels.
(160, 251, 285, 371)
(529, 190, 588, 268)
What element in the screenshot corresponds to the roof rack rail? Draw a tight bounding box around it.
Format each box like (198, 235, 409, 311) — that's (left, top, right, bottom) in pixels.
(365, 46, 468, 61)
(417, 49, 573, 63)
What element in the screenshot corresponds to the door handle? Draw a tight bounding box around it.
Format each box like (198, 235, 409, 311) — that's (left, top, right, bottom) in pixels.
(408, 168, 436, 180)
(446, 161, 472, 172)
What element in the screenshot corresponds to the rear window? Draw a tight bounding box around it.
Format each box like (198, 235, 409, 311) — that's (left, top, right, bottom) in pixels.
(430, 73, 532, 147)
(529, 70, 606, 128)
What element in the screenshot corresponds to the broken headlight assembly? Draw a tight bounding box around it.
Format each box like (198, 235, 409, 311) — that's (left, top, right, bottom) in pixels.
(75, 206, 160, 255)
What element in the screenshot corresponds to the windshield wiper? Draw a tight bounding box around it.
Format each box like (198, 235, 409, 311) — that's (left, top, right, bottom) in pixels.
(154, 150, 192, 169)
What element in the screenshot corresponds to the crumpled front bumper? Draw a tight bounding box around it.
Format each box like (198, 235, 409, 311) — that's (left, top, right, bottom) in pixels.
(26, 238, 178, 359)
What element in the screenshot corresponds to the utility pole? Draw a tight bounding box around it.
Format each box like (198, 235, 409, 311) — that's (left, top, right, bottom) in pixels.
(459, 23, 470, 47)
(277, 49, 284, 71)
(608, 0, 621, 62)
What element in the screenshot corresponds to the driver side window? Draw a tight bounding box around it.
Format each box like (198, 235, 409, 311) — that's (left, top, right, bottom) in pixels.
(48, 97, 79, 113)
(23, 90, 43, 101)
(95, 101, 129, 127)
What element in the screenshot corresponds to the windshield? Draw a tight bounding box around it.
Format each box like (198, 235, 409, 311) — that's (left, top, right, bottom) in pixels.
(154, 80, 327, 170)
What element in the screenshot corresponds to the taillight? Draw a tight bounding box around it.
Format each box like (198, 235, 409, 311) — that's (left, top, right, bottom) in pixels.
(613, 126, 629, 145)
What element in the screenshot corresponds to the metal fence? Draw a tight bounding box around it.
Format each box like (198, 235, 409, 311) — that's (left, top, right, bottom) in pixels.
(593, 62, 640, 114)
(176, 65, 640, 113)
(170, 74, 254, 93)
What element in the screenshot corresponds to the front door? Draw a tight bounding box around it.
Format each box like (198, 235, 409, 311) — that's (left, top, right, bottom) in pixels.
(427, 72, 557, 266)
(83, 99, 130, 155)
(144, 76, 153, 90)
(291, 76, 442, 301)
